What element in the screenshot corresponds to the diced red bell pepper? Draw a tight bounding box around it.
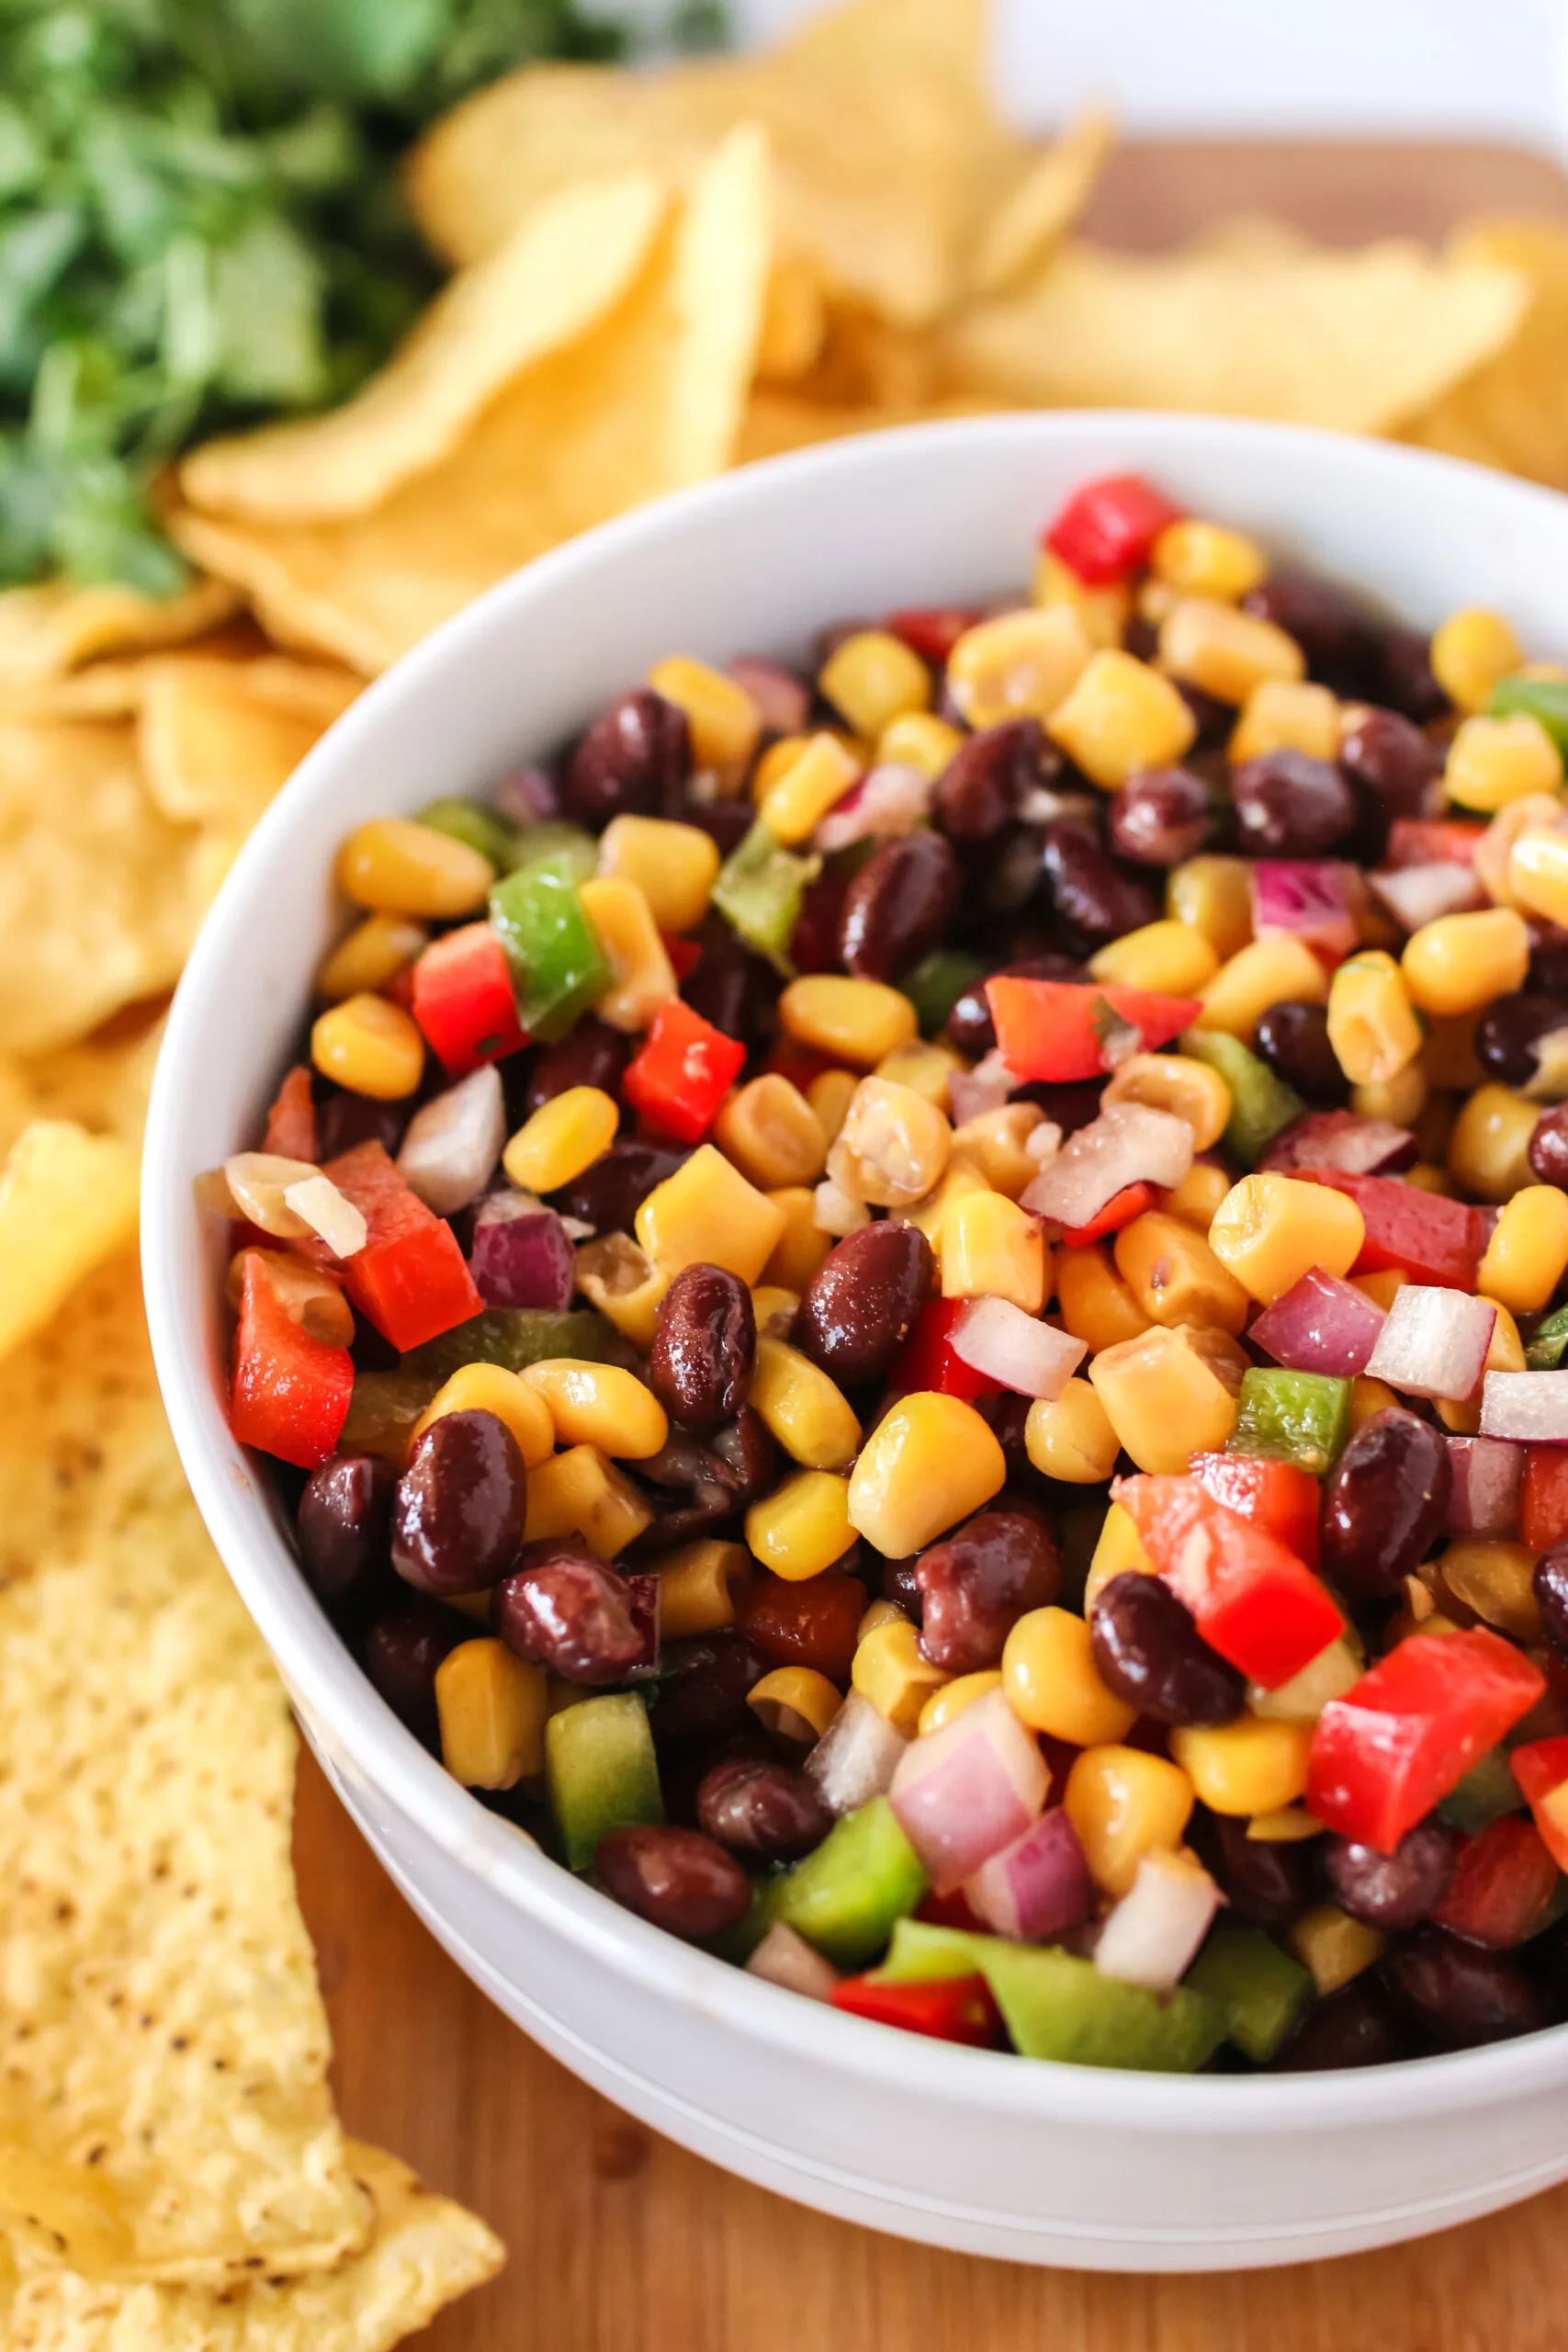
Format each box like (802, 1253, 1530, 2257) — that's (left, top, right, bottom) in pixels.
(1520, 1448, 1568, 1552)
(1190, 1452, 1321, 1569)
(662, 933, 703, 981)
(887, 1297, 1000, 1404)
(623, 998, 746, 1145)
(1509, 1734, 1568, 1872)
(1113, 1474, 1345, 1690)
(1292, 1169, 1485, 1291)
(1059, 1181, 1162, 1249)
(831, 1970, 1003, 2048)
(322, 1140, 483, 1352)
(884, 605, 987, 664)
(915, 1885, 987, 1933)
(1308, 1630, 1546, 1855)
(263, 1063, 318, 1162)
(1043, 473, 1184, 587)
(1430, 1815, 1558, 1949)
(986, 978, 1201, 1084)
(229, 1254, 353, 1469)
(1384, 818, 1485, 869)
(410, 922, 527, 1077)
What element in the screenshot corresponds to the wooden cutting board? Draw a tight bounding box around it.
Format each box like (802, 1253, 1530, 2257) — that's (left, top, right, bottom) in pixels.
(293, 141, 1568, 2351)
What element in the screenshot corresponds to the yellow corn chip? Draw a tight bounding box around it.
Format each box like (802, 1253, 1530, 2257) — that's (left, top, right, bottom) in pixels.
(0, 2143, 502, 2351)
(738, 386, 998, 464)
(943, 238, 1529, 434)
(971, 107, 1115, 297)
(180, 172, 667, 523)
(0, 1120, 140, 1363)
(138, 661, 331, 832)
(168, 126, 773, 673)
(0, 578, 238, 690)
(0, 1013, 164, 1170)
(1407, 218, 1568, 488)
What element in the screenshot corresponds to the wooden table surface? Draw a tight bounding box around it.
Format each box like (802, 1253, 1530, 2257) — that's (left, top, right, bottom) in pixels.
(294, 141, 1568, 2351)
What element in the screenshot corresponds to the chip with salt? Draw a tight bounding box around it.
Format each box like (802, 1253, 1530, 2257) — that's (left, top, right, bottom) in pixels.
(169, 126, 773, 673)
(0, 1120, 141, 1363)
(1406, 218, 1568, 488)
(0, 578, 239, 690)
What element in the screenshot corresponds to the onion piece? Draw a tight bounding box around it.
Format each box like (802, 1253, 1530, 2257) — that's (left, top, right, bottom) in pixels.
(1092, 1850, 1221, 1995)
(728, 655, 810, 737)
(950, 1295, 1086, 1399)
(964, 1807, 1092, 1943)
(1365, 1284, 1496, 1402)
(888, 1689, 1049, 1894)
(1371, 862, 1484, 933)
(745, 1921, 840, 2001)
(469, 1194, 574, 1310)
(813, 762, 929, 853)
(1481, 1370, 1568, 1443)
(948, 1048, 1014, 1127)
(282, 1172, 367, 1259)
(396, 1064, 505, 1216)
(1259, 1110, 1416, 1176)
(493, 766, 559, 826)
(1021, 1103, 1194, 1229)
(1447, 1435, 1525, 1536)
(1248, 1267, 1386, 1377)
(804, 1690, 907, 1816)
(1251, 861, 1357, 963)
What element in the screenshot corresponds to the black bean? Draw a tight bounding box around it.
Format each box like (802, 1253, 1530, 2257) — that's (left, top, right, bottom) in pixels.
(681, 933, 777, 1056)
(1375, 628, 1449, 725)
(794, 1221, 933, 1386)
(1244, 571, 1374, 690)
(881, 1554, 922, 1620)
(1231, 750, 1359, 858)
(1108, 768, 1212, 865)
(1529, 1103, 1568, 1189)
(1476, 993, 1568, 1091)
(1010, 1078, 1107, 1135)
(493, 1539, 649, 1683)
(695, 1755, 830, 1860)
(788, 868, 853, 976)
(363, 1596, 468, 1744)
(649, 1265, 756, 1434)
(523, 1018, 631, 1116)
(1319, 1408, 1450, 1604)
(297, 1454, 395, 1606)
(840, 831, 960, 981)
(649, 1633, 770, 1751)
(595, 1824, 752, 1941)
(1274, 1980, 1416, 2071)
(1089, 1573, 1246, 1725)
(1324, 1818, 1457, 1930)
(914, 1510, 1059, 1672)
(1040, 818, 1157, 955)
(1338, 707, 1444, 844)
(1529, 920, 1568, 998)
(1189, 1810, 1319, 1928)
(943, 952, 1082, 1058)
(1253, 1001, 1348, 1104)
(391, 1410, 528, 1595)
(1382, 1926, 1548, 2048)
(567, 687, 689, 823)
(674, 797, 753, 857)
(554, 1137, 687, 1235)
(932, 719, 1041, 843)
(315, 1091, 408, 1161)
(1532, 1547, 1568, 1662)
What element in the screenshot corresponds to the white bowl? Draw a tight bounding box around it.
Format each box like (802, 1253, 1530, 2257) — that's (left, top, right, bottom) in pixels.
(145, 413, 1568, 2271)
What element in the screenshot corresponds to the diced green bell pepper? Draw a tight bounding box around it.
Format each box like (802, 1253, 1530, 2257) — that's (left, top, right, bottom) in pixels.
(403, 1306, 619, 1383)
(902, 948, 985, 1039)
(1527, 1303, 1568, 1371)
(337, 1368, 442, 1459)
(712, 819, 821, 972)
(505, 819, 599, 886)
(1228, 1366, 1350, 1475)
(1439, 1744, 1526, 1832)
(1489, 675, 1568, 758)
(547, 1693, 663, 1871)
(761, 1796, 926, 1969)
(416, 796, 518, 870)
(1184, 1922, 1311, 2062)
(1181, 1027, 1303, 1166)
(489, 852, 610, 1041)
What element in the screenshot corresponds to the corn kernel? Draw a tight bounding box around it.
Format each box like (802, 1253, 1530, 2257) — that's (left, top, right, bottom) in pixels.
(760, 731, 863, 847)
(752, 732, 812, 802)
(750, 1334, 860, 1471)
(946, 605, 1093, 729)
(1229, 678, 1339, 764)
(1168, 854, 1254, 963)
(435, 1640, 547, 1789)
(746, 1469, 856, 1580)
(1056, 1240, 1153, 1354)
(1508, 827, 1568, 930)
(655, 1539, 750, 1637)
(524, 1444, 652, 1558)
(951, 1102, 1047, 1199)
(762, 1186, 833, 1292)
(1194, 935, 1327, 1039)
(748, 1665, 842, 1745)
(750, 1283, 800, 1338)
(828, 1077, 952, 1209)
(904, 1153, 991, 1248)
(1064, 1745, 1195, 1897)
(852, 1617, 949, 1736)
(1032, 546, 1131, 648)
(1349, 1374, 1400, 1432)
(647, 655, 761, 775)
(576, 876, 676, 1033)
(521, 1359, 668, 1459)
(1163, 1161, 1233, 1232)
(1089, 919, 1219, 996)
(1248, 1634, 1365, 1723)
(573, 1233, 671, 1351)
(874, 1041, 964, 1114)
(316, 912, 427, 1001)
(1430, 605, 1522, 714)
(636, 1145, 786, 1284)
(1003, 1606, 1135, 1744)
(1152, 517, 1268, 603)
(714, 1074, 827, 1192)
(410, 1362, 555, 1469)
(857, 1597, 906, 1640)
(1475, 793, 1567, 910)
(1288, 1903, 1385, 1996)
(310, 991, 424, 1100)
(1350, 1063, 1428, 1127)
(1447, 712, 1564, 815)
(1169, 1719, 1313, 1815)
(1087, 1324, 1244, 1471)
(1447, 1082, 1540, 1202)
(876, 709, 965, 780)
(1477, 1185, 1568, 1313)
(1325, 949, 1423, 1085)
(941, 1189, 1045, 1311)
(1353, 1269, 1405, 1312)
(1158, 596, 1304, 706)
(597, 813, 720, 934)
(503, 1085, 618, 1195)
(1113, 1209, 1250, 1333)
(1406, 1162, 1456, 1195)
(779, 975, 917, 1067)
(1024, 1379, 1119, 1484)
(1043, 649, 1199, 790)
(918, 1670, 1006, 1737)
(1208, 1172, 1365, 1304)
(847, 1391, 1005, 1556)
(337, 817, 493, 918)
(1414, 1091, 1460, 1161)
(1083, 1499, 1154, 1612)
(1102, 1051, 1231, 1150)
(806, 1066, 859, 1144)
(819, 629, 931, 739)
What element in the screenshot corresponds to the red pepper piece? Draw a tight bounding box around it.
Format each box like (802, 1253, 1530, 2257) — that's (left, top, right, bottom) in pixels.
(1384, 818, 1486, 869)
(884, 605, 987, 664)
(831, 1970, 1003, 2048)
(1043, 473, 1184, 586)
(262, 1063, 318, 1162)
(1058, 1181, 1161, 1249)
(1520, 1448, 1568, 1552)
(624, 998, 746, 1145)
(229, 1255, 352, 1469)
(1430, 1815, 1558, 1949)
(1308, 1630, 1545, 1855)
(1292, 1169, 1485, 1290)
(662, 933, 703, 980)
(1114, 1474, 1345, 1690)
(1510, 1734, 1568, 1872)
(915, 1886, 987, 1934)
(322, 1140, 483, 1352)
(1190, 1452, 1321, 1569)
(886, 1296, 1000, 1404)
(986, 977, 1201, 1084)
(736, 1570, 866, 1682)
(411, 922, 527, 1077)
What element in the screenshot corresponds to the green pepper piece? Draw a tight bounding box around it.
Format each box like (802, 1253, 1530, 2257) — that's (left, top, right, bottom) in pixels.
(402, 1306, 619, 1384)
(712, 819, 821, 972)
(1184, 1922, 1312, 2062)
(1181, 1027, 1303, 1166)
(546, 1694, 663, 1871)
(1227, 1366, 1351, 1474)
(336, 1368, 442, 1460)
(902, 948, 985, 1039)
(489, 852, 610, 1042)
(505, 819, 599, 886)
(1489, 675, 1568, 758)
(1438, 1744, 1527, 1832)
(416, 796, 518, 870)
(761, 1796, 926, 1968)
(1527, 1302, 1568, 1371)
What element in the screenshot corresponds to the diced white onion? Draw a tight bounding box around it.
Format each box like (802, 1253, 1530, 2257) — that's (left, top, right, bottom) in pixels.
(804, 1691, 905, 1816)
(1365, 1283, 1495, 1403)
(950, 1295, 1086, 1399)
(813, 763, 930, 853)
(1020, 1103, 1193, 1228)
(813, 1177, 870, 1237)
(1371, 861, 1484, 933)
(281, 1173, 367, 1260)
(1092, 1850, 1220, 1994)
(396, 1064, 505, 1216)
(223, 1150, 319, 1238)
(1482, 1369, 1568, 1442)
(744, 1922, 840, 2001)
(948, 1048, 1014, 1127)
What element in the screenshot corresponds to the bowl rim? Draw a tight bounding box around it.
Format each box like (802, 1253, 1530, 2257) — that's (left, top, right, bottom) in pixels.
(144, 408, 1568, 2132)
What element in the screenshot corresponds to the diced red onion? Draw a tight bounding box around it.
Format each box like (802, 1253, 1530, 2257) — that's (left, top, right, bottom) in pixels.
(1447, 1435, 1525, 1536)
(1251, 861, 1357, 964)
(396, 1065, 505, 1216)
(493, 766, 559, 826)
(1021, 1103, 1194, 1228)
(469, 1196, 574, 1309)
(1371, 862, 1484, 933)
(1092, 1851, 1221, 1995)
(949, 1048, 1014, 1128)
(804, 1690, 907, 1816)
(1481, 1370, 1568, 1443)
(888, 1689, 1049, 1894)
(744, 1921, 840, 2001)
(950, 1295, 1086, 1399)
(1365, 1284, 1496, 1402)
(964, 1806, 1092, 1942)
(1248, 1267, 1386, 1377)
(1259, 1109, 1417, 1176)
(728, 655, 810, 737)
(813, 762, 929, 853)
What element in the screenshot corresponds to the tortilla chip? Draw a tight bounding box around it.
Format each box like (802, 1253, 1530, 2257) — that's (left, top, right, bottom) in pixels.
(754, 254, 830, 383)
(0, 1121, 140, 1363)
(169, 126, 773, 673)
(971, 108, 1115, 297)
(138, 662, 332, 834)
(0, 579, 239, 690)
(0, 1015, 165, 1170)
(1406, 218, 1568, 487)
(180, 173, 667, 523)
(0, 2143, 502, 2351)
(943, 238, 1529, 434)
(738, 386, 998, 463)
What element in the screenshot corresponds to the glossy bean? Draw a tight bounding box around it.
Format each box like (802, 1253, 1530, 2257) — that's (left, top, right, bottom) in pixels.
(649, 1264, 756, 1434)
(737, 1569, 866, 1680)
(1253, 1001, 1349, 1104)
(567, 687, 689, 823)
(1319, 1408, 1450, 1603)
(363, 1596, 468, 1743)
(1338, 707, 1444, 841)
(1528, 920, 1568, 998)
(315, 1091, 407, 1162)
(1531, 1546, 1568, 1662)
(391, 1410, 528, 1594)
(881, 1554, 923, 1620)
(595, 1823, 752, 1939)
(1244, 571, 1372, 690)
(681, 933, 778, 1054)
(1108, 768, 1212, 866)
(649, 1632, 771, 1750)
(1041, 818, 1158, 955)
(1476, 993, 1568, 1091)
(1324, 1818, 1457, 1930)
(1528, 1103, 1568, 1188)
(695, 1754, 831, 1860)
(915, 1510, 1061, 1673)
(297, 1453, 395, 1605)
(523, 1018, 631, 1117)
(1188, 1808, 1319, 1928)
(932, 719, 1041, 843)
(840, 831, 960, 981)
(493, 1538, 649, 1683)
(794, 1220, 934, 1387)
(1274, 1980, 1416, 2071)
(675, 797, 753, 858)
(1375, 628, 1449, 724)
(555, 1136, 688, 1234)
(1382, 1926, 1548, 2048)
(1089, 1572, 1246, 1725)
(1231, 750, 1359, 858)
